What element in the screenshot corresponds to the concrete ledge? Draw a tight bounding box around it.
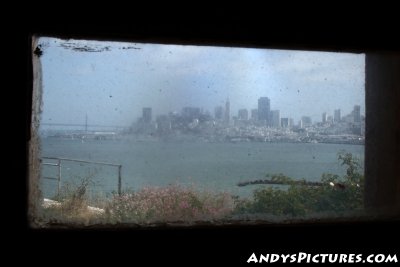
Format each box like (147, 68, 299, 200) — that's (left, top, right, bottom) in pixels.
(42, 198, 105, 215)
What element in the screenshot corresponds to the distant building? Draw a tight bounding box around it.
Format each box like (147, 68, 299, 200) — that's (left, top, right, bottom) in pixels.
(322, 112, 327, 123)
(334, 109, 341, 122)
(258, 97, 270, 126)
(351, 124, 362, 135)
(327, 115, 333, 123)
(271, 110, 281, 128)
(343, 113, 354, 123)
(142, 107, 152, 123)
(251, 108, 258, 121)
(289, 118, 294, 127)
(156, 115, 172, 134)
(238, 109, 248, 120)
(214, 106, 223, 120)
(224, 98, 230, 124)
(281, 118, 289, 128)
(251, 109, 258, 120)
(182, 107, 200, 119)
(301, 116, 312, 127)
(353, 105, 361, 123)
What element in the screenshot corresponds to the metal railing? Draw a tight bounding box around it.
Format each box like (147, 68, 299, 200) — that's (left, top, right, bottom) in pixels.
(41, 157, 123, 195)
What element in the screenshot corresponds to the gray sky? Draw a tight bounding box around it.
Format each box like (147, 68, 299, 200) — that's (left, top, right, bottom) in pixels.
(38, 37, 365, 127)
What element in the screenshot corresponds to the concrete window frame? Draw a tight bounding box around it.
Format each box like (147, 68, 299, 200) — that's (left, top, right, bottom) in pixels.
(27, 30, 400, 228)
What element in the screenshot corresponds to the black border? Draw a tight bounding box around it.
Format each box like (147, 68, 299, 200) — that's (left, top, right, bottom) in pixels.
(10, 7, 400, 265)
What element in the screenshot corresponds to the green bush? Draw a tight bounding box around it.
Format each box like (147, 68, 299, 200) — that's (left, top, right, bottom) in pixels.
(234, 151, 364, 217)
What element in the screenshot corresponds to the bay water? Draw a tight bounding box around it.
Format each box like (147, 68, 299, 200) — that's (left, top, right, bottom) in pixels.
(40, 138, 364, 199)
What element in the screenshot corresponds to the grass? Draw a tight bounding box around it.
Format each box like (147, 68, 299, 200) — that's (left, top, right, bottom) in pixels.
(40, 177, 106, 225)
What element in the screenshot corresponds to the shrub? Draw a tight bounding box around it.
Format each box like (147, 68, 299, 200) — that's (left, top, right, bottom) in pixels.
(234, 151, 364, 217)
(40, 151, 364, 224)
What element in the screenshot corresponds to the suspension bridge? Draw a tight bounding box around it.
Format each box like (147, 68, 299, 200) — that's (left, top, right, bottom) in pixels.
(41, 122, 129, 131)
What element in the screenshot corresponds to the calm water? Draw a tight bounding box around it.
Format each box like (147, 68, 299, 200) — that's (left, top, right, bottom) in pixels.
(40, 138, 364, 198)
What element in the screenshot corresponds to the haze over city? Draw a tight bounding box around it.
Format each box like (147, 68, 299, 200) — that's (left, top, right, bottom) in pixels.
(38, 37, 365, 128)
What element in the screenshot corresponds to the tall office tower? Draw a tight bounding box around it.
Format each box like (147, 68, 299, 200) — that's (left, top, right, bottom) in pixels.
(224, 98, 230, 124)
(258, 97, 270, 126)
(353, 105, 361, 123)
(334, 109, 341, 123)
(322, 112, 327, 123)
(271, 110, 281, 127)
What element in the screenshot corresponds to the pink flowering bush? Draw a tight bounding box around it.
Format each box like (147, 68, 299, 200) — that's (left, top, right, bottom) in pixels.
(105, 185, 234, 223)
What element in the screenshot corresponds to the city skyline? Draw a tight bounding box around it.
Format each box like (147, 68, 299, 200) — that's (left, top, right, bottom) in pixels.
(41, 99, 364, 130)
(134, 100, 363, 126)
(38, 37, 365, 129)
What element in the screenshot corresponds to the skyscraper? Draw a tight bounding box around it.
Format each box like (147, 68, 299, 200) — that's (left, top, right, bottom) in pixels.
(322, 112, 327, 123)
(353, 105, 361, 123)
(271, 110, 281, 128)
(334, 109, 341, 123)
(142, 107, 152, 123)
(258, 97, 270, 126)
(224, 98, 230, 124)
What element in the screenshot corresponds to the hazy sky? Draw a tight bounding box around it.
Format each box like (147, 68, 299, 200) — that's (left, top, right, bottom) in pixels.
(38, 37, 365, 127)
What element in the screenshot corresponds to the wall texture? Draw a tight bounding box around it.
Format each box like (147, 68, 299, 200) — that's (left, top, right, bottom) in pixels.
(365, 53, 400, 216)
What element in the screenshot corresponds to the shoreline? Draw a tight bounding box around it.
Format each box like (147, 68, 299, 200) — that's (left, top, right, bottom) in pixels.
(43, 135, 365, 146)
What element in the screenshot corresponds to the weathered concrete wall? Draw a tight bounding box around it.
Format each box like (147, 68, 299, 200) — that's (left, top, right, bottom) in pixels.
(28, 36, 43, 227)
(27, 36, 400, 227)
(365, 53, 400, 216)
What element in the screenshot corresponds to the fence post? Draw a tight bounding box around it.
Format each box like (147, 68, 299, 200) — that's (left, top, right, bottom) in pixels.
(118, 165, 122, 196)
(57, 159, 62, 196)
